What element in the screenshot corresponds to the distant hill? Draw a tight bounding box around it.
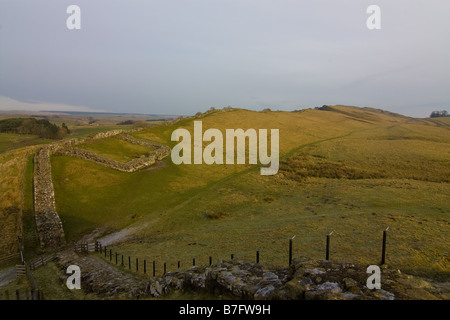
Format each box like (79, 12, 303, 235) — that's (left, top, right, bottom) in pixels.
(317, 105, 410, 123)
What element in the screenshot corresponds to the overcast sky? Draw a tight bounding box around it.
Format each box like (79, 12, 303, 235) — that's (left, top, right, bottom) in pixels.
(0, 0, 449, 117)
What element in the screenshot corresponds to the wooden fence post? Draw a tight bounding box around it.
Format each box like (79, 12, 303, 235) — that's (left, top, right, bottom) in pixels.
(144, 260, 146, 274)
(256, 250, 260, 264)
(381, 227, 389, 265)
(289, 236, 296, 266)
(153, 261, 156, 277)
(163, 262, 166, 275)
(128, 256, 131, 270)
(136, 258, 139, 272)
(326, 232, 333, 261)
(209, 256, 212, 266)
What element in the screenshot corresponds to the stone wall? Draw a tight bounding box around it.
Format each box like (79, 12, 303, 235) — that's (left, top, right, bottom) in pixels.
(90, 129, 126, 140)
(33, 146, 65, 248)
(54, 135, 170, 173)
(55, 248, 448, 300)
(147, 258, 449, 300)
(33, 138, 91, 249)
(32, 128, 170, 249)
(118, 134, 163, 148)
(89, 128, 144, 140)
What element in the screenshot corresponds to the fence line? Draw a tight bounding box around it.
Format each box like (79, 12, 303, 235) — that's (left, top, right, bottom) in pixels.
(84, 229, 390, 278)
(0, 288, 42, 301)
(28, 253, 57, 270)
(0, 253, 20, 264)
(74, 242, 97, 254)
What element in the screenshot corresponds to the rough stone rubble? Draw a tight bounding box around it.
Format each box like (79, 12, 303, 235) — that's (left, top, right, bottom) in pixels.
(55, 250, 449, 300)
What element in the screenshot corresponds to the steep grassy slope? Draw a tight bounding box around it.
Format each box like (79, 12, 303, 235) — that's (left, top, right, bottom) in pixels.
(0, 148, 33, 257)
(50, 107, 450, 280)
(51, 108, 374, 239)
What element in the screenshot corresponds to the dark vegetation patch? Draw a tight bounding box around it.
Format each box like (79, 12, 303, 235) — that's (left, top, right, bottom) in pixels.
(0, 118, 69, 139)
(201, 210, 229, 220)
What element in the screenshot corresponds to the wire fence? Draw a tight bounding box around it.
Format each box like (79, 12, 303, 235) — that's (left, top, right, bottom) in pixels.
(82, 227, 391, 278)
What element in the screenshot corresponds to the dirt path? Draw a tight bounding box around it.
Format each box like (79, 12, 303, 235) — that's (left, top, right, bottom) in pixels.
(97, 222, 149, 246)
(79, 221, 150, 247)
(0, 267, 16, 287)
(91, 130, 364, 247)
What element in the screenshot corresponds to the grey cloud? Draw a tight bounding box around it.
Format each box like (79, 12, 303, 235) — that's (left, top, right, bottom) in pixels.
(0, 0, 449, 117)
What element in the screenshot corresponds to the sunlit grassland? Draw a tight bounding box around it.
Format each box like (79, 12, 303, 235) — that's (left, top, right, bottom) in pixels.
(51, 153, 247, 242)
(0, 133, 34, 152)
(0, 147, 34, 257)
(51, 108, 369, 240)
(281, 128, 450, 183)
(30, 261, 94, 300)
(22, 154, 41, 259)
(76, 137, 153, 163)
(67, 125, 133, 138)
(109, 171, 449, 280)
(50, 107, 450, 280)
(0, 133, 52, 153)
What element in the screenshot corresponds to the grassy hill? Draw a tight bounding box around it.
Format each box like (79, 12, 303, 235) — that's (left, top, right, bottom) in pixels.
(47, 106, 450, 280)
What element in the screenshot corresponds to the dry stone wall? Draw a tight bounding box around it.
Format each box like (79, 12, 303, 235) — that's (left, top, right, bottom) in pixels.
(33, 129, 170, 249)
(90, 129, 127, 140)
(34, 146, 65, 248)
(54, 134, 170, 173)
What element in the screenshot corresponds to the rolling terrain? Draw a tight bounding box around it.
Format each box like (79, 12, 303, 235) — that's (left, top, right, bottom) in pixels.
(0, 105, 449, 298)
(47, 106, 450, 280)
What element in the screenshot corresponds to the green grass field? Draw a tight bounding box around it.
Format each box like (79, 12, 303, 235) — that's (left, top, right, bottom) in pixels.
(77, 137, 153, 163)
(0, 133, 52, 153)
(67, 125, 133, 138)
(49, 107, 450, 281)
